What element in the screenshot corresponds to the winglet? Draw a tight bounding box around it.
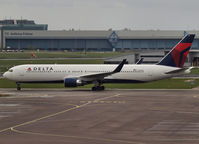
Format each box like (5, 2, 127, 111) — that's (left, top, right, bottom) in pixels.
(113, 59, 126, 73)
(136, 58, 144, 64)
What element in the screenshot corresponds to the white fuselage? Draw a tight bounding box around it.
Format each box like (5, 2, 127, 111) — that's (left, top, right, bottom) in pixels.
(3, 64, 188, 83)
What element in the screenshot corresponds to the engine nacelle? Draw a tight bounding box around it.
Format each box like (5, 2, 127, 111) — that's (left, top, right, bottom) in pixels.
(64, 78, 84, 87)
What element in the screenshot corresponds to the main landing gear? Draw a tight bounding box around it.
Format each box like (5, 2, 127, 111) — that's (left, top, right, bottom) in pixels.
(16, 82, 21, 91)
(92, 81, 105, 91)
(92, 86, 105, 91)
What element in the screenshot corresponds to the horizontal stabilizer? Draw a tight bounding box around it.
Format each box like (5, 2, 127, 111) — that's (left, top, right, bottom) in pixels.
(165, 67, 193, 74)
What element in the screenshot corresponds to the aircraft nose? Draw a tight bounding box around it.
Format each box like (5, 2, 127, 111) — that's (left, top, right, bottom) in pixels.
(3, 72, 8, 78)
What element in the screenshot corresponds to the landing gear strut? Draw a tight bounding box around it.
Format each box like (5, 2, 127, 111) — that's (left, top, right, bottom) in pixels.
(16, 82, 21, 91)
(92, 81, 105, 91)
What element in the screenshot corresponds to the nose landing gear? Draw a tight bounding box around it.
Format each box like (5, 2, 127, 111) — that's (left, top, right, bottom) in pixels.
(16, 82, 21, 91)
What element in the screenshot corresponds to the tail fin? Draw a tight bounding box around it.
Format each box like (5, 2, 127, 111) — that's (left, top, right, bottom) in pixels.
(157, 34, 195, 68)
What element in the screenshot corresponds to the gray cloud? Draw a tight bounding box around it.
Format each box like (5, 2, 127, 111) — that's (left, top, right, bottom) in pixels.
(0, 0, 198, 30)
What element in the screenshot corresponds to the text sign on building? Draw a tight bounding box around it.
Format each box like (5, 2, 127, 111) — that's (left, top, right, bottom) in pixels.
(4, 32, 33, 36)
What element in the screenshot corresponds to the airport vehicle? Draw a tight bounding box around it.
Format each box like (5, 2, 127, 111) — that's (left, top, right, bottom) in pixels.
(3, 34, 195, 91)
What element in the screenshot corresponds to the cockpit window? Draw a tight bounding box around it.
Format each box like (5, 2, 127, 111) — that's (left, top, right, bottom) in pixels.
(8, 69, 13, 72)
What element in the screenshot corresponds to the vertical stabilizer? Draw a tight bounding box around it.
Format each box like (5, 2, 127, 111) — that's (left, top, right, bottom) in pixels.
(157, 34, 195, 68)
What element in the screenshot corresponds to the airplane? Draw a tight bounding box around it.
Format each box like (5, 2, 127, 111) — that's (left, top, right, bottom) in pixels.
(3, 34, 195, 91)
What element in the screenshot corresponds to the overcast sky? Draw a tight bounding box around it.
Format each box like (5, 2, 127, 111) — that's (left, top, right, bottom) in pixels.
(0, 0, 199, 30)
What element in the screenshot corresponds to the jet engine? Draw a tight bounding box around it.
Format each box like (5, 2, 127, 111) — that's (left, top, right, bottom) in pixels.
(64, 78, 84, 87)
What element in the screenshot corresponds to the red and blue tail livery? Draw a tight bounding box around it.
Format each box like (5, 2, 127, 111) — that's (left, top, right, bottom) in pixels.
(158, 34, 195, 68)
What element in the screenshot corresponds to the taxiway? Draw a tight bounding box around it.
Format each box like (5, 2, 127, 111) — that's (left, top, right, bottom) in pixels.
(0, 89, 199, 144)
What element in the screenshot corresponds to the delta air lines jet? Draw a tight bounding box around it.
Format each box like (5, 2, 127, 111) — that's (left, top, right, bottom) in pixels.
(3, 34, 195, 91)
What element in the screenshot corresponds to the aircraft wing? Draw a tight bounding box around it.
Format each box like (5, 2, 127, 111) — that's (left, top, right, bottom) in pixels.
(78, 59, 126, 81)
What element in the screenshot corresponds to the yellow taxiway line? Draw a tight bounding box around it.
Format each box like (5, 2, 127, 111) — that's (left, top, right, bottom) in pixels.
(0, 94, 144, 144)
(0, 94, 120, 133)
(11, 127, 141, 144)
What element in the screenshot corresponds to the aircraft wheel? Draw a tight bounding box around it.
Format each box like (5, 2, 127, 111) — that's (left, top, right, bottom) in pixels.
(101, 86, 105, 91)
(92, 86, 105, 91)
(92, 87, 97, 91)
(16, 82, 21, 91)
(17, 87, 21, 91)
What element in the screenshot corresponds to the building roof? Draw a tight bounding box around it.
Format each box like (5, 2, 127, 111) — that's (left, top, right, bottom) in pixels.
(3, 30, 199, 39)
(0, 19, 48, 30)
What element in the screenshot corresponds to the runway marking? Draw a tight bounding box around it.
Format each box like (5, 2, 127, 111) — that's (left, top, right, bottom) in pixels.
(80, 100, 125, 104)
(80, 94, 124, 104)
(193, 95, 199, 98)
(11, 127, 142, 144)
(0, 93, 121, 134)
(0, 104, 20, 107)
(92, 94, 120, 103)
(0, 102, 88, 133)
(6, 93, 140, 144)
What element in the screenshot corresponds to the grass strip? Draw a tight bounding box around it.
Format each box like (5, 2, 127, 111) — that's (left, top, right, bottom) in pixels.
(1, 78, 199, 89)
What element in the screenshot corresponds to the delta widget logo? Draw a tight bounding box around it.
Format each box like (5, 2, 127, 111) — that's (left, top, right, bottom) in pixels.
(27, 67, 32, 72)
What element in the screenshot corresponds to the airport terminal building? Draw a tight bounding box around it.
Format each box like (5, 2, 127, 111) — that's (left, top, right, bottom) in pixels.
(1, 19, 199, 65)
